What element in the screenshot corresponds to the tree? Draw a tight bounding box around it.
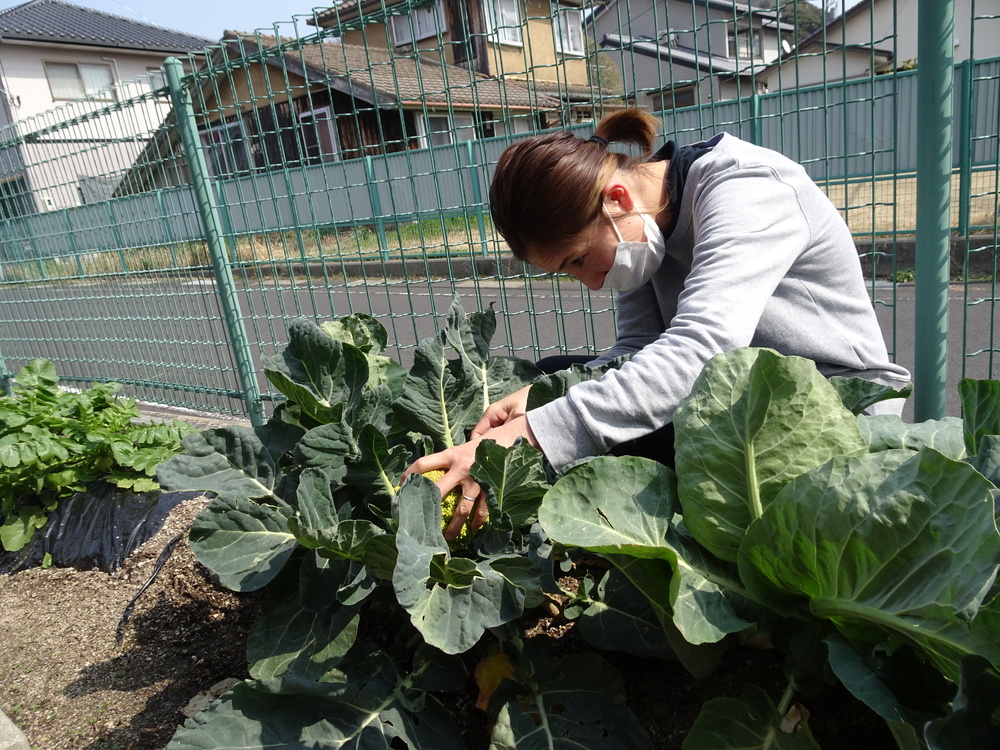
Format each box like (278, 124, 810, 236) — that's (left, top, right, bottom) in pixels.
(768, 0, 826, 40)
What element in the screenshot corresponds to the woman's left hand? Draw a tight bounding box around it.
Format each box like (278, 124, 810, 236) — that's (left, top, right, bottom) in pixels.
(401, 415, 539, 539)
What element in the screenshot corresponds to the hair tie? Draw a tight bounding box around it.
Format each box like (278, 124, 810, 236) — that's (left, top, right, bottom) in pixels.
(587, 134, 608, 147)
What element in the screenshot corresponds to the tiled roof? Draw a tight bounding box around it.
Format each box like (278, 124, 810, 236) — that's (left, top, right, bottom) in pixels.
(226, 33, 563, 111)
(0, 0, 213, 52)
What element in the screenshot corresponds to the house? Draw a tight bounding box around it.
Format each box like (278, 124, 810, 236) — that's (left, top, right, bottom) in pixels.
(312, 0, 609, 127)
(0, 0, 212, 215)
(118, 31, 564, 193)
(757, 0, 1000, 92)
(588, 0, 794, 110)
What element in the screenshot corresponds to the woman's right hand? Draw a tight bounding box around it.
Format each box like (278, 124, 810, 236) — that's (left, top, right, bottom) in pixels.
(471, 385, 532, 439)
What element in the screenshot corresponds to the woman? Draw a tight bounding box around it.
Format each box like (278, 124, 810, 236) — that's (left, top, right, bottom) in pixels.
(405, 108, 911, 539)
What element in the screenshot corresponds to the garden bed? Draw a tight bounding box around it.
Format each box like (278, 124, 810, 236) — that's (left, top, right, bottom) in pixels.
(0, 497, 893, 750)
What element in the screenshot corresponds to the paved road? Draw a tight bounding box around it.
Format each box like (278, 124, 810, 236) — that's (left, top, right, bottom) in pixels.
(2, 276, 996, 422)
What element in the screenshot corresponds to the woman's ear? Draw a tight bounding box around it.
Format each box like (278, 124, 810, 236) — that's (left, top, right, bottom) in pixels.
(602, 181, 634, 212)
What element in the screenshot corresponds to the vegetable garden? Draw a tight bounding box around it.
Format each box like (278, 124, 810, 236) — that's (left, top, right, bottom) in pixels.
(129, 297, 1000, 749)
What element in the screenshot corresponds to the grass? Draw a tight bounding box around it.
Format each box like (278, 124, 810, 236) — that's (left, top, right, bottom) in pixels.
(0, 214, 497, 283)
(2, 172, 999, 285)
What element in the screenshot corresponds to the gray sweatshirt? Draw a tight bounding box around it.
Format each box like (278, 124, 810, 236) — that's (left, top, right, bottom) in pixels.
(526, 132, 911, 472)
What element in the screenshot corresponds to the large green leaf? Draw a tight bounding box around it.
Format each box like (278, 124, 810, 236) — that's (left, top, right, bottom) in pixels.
(297, 422, 356, 483)
(321, 313, 407, 398)
(683, 685, 821, 749)
(960, 378, 1000, 456)
(248, 579, 359, 682)
(263, 318, 369, 425)
(392, 475, 520, 653)
(674, 348, 868, 562)
(393, 332, 476, 450)
(188, 495, 298, 591)
(572, 568, 674, 659)
(488, 651, 652, 749)
(471, 439, 549, 529)
(157, 425, 299, 502)
(739, 449, 1000, 681)
(344, 424, 411, 502)
(539, 456, 749, 645)
(859, 415, 966, 458)
(443, 298, 540, 415)
(168, 662, 465, 750)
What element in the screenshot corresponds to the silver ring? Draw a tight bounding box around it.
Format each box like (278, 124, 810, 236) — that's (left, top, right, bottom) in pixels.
(461, 494, 477, 502)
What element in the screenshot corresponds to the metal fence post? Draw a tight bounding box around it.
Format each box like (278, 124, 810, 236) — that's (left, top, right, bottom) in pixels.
(164, 57, 266, 427)
(914, 0, 955, 421)
(957, 58, 973, 237)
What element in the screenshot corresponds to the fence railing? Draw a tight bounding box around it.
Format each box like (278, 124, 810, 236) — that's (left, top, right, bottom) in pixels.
(0, 0, 996, 422)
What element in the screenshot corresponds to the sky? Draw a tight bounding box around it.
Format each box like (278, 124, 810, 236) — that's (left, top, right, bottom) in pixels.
(0, 0, 326, 42)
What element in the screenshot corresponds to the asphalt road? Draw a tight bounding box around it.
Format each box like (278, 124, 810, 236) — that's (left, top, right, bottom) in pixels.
(2, 276, 996, 423)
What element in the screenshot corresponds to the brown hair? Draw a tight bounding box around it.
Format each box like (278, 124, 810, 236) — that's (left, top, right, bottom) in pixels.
(489, 108, 661, 262)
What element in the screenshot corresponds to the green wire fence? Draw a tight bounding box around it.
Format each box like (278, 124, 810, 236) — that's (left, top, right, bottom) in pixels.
(0, 0, 996, 424)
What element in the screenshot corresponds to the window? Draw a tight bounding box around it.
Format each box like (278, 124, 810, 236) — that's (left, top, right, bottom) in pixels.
(484, 0, 523, 46)
(419, 113, 475, 148)
(553, 4, 584, 56)
(44, 62, 116, 101)
(199, 120, 252, 177)
(650, 84, 696, 112)
(391, 1, 444, 46)
(0, 176, 30, 219)
(298, 107, 339, 163)
(727, 27, 763, 59)
(146, 67, 166, 93)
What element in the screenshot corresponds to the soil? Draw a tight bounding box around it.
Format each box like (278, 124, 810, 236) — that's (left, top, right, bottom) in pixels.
(0, 496, 896, 750)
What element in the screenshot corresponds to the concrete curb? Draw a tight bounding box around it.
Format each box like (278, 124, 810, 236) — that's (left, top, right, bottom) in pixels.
(0, 709, 29, 750)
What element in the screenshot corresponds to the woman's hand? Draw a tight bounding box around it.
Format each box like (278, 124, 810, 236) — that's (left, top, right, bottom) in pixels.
(402, 414, 539, 540)
(471, 386, 532, 439)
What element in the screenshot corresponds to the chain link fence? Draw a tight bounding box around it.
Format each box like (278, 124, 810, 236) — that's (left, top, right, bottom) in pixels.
(0, 0, 997, 421)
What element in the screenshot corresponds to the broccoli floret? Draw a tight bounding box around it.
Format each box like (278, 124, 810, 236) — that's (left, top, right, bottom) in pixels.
(421, 469, 472, 546)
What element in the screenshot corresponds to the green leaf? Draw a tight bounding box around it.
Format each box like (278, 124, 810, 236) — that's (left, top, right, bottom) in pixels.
(683, 685, 821, 749)
(824, 633, 948, 741)
(344, 424, 411, 502)
(960, 378, 1000, 456)
(392, 475, 518, 653)
(675, 348, 868, 562)
(393, 331, 475, 450)
(968, 434, 1000, 487)
(0, 505, 46, 552)
(539, 455, 749, 645)
(167, 667, 465, 750)
(739, 449, 1000, 681)
(320, 313, 407, 397)
(828, 375, 911, 415)
(471, 439, 549, 529)
(263, 318, 369, 424)
(248, 574, 359, 682)
(574, 568, 674, 659)
(859, 414, 966, 458)
(443, 297, 540, 416)
(924, 656, 1000, 750)
(489, 651, 652, 749)
(188, 495, 298, 591)
(157, 427, 284, 502)
(12, 358, 58, 389)
(525, 357, 627, 410)
(297, 422, 356, 483)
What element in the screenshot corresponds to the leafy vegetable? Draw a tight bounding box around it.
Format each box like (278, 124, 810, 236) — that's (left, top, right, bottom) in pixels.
(157, 298, 1000, 749)
(0, 359, 194, 552)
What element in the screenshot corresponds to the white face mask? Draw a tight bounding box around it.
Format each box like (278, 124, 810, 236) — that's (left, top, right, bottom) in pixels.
(599, 205, 667, 292)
